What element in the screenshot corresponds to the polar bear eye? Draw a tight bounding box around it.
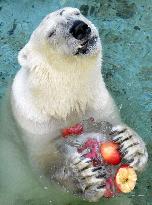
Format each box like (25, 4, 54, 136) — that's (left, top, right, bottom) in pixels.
(75, 11, 80, 16)
(48, 30, 55, 38)
(59, 10, 65, 16)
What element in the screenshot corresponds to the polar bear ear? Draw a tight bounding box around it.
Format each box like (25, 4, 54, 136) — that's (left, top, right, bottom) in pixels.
(18, 43, 32, 69)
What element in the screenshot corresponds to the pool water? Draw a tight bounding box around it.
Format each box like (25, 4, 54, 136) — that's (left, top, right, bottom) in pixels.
(0, 0, 151, 205)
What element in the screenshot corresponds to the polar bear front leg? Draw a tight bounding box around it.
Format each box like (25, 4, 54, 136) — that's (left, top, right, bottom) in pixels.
(69, 153, 107, 202)
(110, 125, 148, 171)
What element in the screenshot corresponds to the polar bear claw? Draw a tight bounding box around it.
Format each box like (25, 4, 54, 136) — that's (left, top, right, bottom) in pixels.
(69, 153, 106, 202)
(111, 125, 148, 171)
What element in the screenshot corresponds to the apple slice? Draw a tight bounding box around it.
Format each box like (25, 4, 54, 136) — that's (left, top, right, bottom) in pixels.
(115, 165, 137, 193)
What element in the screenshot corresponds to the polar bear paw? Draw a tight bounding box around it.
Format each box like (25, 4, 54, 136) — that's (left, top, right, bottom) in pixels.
(70, 153, 106, 202)
(110, 125, 148, 171)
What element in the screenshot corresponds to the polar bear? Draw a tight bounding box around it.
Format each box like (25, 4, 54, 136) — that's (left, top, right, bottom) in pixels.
(9, 7, 147, 202)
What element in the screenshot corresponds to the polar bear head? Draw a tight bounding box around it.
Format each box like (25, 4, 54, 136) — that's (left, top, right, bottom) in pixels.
(18, 7, 101, 71)
(16, 8, 103, 120)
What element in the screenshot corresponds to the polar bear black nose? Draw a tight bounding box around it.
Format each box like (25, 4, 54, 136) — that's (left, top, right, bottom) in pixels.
(70, 20, 91, 40)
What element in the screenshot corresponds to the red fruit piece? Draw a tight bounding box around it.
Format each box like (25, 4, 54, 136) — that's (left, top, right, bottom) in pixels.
(62, 123, 83, 137)
(100, 141, 121, 165)
(104, 189, 114, 198)
(77, 138, 99, 159)
(104, 177, 115, 198)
